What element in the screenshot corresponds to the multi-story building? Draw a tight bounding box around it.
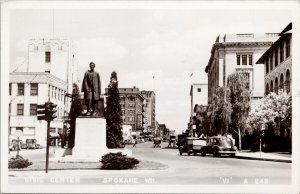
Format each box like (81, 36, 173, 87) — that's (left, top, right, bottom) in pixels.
(205, 33, 279, 103)
(105, 87, 145, 132)
(27, 39, 78, 94)
(190, 83, 208, 117)
(141, 90, 156, 132)
(256, 23, 292, 95)
(8, 38, 78, 147)
(9, 72, 68, 147)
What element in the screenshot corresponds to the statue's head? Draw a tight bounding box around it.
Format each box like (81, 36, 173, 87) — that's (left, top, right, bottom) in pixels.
(89, 62, 95, 71)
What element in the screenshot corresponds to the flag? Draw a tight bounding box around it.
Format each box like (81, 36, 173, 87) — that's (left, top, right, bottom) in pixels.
(190, 73, 193, 77)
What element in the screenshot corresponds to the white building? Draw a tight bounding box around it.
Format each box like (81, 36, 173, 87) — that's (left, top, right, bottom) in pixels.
(27, 39, 78, 94)
(9, 72, 68, 147)
(205, 33, 279, 103)
(8, 38, 78, 147)
(190, 83, 208, 117)
(141, 90, 156, 132)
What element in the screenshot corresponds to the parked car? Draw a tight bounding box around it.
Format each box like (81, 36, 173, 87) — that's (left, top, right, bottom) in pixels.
(9, 139, 21, 151)
(201, 136, 237, 157)
(35, 144, 41, 149)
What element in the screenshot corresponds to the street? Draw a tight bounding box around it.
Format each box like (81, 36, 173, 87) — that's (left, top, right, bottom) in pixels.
(8, 142, 291, 185)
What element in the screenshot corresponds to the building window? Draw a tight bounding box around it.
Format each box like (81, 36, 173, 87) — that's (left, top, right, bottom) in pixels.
(266, 59, 269, 74)
(270, 54, 273, 71)
(17, 83, 24, 95)
(275, 77, 279, 94)
(30, 83, 38, 95)
(237, 55, 240, 65)
(17, 104, 24, 115)
(128, 117, 135, 122)
(275, 49, 278, 67)
(197, 88, 201, 92)
(286, 39, 290, 58)
(30, 104, 37, 115)
(248, 55, 253, 65)
(9, 83, 12, 95)
(9, 103, 11, 114)
(280, 44, 284, 63)
(128, 110, 135, 115)
(45, 52, 51, 63)
(286, 70, 290, 93)
(242, 55, 247, 65)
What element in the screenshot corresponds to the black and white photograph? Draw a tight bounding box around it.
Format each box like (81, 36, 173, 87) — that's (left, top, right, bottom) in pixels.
(1, 0, 300, 193)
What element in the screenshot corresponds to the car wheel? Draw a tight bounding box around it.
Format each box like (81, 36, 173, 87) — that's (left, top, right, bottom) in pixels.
(230, 153, 236, 158)
(188, 151, 191, 156)
(201, 150, 206, 157)
(213, 149, 220, 157)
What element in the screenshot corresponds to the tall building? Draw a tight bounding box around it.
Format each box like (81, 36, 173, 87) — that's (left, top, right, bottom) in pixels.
(205, 33, 279, 103)
(141, 90, 156, 132)
(27, 39, 78, 94)
(256, 23, 292, 95)
(9, 72, 68, 147)
(190, 83, 208, 117)
(8, 38, 78, 147)
(105, 86, 145, 132)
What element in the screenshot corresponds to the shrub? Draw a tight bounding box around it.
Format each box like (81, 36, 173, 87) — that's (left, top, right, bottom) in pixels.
(100, 152, 139, 170)
(9, 155, 33, 169)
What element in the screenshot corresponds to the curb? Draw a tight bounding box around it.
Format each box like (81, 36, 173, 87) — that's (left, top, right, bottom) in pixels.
(235, 155, 292, 163)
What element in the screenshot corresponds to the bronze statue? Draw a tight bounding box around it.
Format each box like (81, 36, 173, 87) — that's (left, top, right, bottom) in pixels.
(81, 62, 101, 116)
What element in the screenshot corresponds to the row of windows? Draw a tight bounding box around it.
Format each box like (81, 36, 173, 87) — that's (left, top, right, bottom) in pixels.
(266, 39, 291, 74)
(237, 54, 253, 66)
(12, 103, 63, 118)
(51, 86, 65, 101)
(9, 83, 38, 96)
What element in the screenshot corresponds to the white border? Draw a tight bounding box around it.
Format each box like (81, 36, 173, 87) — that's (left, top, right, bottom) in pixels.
(1, 1, 300, 193)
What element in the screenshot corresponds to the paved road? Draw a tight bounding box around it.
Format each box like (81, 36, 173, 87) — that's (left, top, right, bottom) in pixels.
(8, 142, 291, 185)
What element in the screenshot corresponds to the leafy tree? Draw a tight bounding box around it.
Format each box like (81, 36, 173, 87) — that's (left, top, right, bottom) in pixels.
(210, 87, 232, 135)
(68, 83, 83, 148)
(248, 90, 292, 152)
(104, 71, 124, 148)
(227, 72, 251, 150)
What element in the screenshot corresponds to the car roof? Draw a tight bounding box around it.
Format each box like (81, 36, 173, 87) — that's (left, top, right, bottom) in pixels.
(209, 136, 229, 139)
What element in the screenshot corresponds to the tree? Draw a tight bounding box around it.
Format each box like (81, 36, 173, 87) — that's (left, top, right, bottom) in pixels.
(248, 90, 292, 152)
(227, 72, 251, 150)
(104, 71, 124, 148)
(210, 87, 232, 135)
(68, 83, 83, 148)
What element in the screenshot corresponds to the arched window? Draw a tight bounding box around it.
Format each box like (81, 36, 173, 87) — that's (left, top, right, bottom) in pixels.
(279, 74, 284, 92)
(266, 83, 269, 95)
(270, 80, 274, 93)
(275, 77, 279, 94)
(286, 70, 291, 94)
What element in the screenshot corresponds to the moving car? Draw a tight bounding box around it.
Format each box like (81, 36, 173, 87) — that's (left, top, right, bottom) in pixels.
(201, 136, 237, 157)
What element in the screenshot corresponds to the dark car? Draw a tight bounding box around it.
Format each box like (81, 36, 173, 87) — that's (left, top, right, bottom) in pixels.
(201, 136, 237, 157)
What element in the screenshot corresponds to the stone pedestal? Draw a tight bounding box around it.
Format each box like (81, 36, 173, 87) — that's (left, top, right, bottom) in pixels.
(54, 116, 132, 162)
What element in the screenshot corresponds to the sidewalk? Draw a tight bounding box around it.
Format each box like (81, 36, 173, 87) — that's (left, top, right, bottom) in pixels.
(235, 151, 291, 163)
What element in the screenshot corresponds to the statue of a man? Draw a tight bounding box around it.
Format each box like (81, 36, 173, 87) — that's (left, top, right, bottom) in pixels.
(81, 62, 101, 116)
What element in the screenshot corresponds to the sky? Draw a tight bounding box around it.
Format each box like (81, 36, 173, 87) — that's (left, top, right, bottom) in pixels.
(9, 3, 292, 134)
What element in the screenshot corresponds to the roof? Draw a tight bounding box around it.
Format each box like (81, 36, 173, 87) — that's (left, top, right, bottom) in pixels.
(256, 23, 292, 64)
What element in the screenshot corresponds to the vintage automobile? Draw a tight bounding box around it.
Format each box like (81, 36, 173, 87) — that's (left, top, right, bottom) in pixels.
(9, 139, 21, 151)
(201, 136, 237, 157)
(25, 139, 37, 149)
(178, 136, 206, 156)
